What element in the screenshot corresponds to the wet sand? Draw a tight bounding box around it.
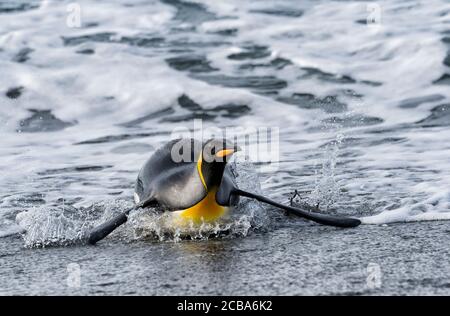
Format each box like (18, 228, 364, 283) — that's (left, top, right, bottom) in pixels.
(2, 220, 450, 295)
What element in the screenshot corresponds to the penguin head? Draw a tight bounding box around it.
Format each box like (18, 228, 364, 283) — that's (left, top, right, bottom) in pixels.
(199, 139, 239, 189)
(202, 139, 238, 163)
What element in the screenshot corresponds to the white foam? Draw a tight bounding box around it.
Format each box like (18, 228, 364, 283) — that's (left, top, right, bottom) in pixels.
(1, 0, 450, 233)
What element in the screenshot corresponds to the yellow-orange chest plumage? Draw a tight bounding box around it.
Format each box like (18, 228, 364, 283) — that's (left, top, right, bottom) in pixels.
(177, 188, 228, 224)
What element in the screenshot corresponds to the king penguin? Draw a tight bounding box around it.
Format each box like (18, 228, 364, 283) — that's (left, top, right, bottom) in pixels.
(133, 138, 239, 224)
(88, 138, 360, 245)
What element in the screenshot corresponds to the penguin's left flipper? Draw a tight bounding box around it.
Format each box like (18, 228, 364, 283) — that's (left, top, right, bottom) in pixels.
(216, 173, 361, 228)
(216, 170, 239, 207)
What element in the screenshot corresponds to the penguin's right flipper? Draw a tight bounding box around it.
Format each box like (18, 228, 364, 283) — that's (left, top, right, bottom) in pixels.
(88, 199, 161, 245)
(138, 197, 160, 209)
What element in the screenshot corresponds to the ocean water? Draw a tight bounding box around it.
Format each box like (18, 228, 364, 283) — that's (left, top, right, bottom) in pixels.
(1, 0, 450, 295)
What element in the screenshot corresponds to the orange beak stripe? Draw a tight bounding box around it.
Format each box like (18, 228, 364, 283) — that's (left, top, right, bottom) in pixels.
(215, 149, 235, 158)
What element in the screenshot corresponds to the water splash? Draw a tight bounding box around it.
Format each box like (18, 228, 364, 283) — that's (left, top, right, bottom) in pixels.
(15, 199, 131, 248)
(307, 133, 344, 210)
(15, 156, 267, 247)
(126, 155, 268, 242)
(16, 205, 89, 248)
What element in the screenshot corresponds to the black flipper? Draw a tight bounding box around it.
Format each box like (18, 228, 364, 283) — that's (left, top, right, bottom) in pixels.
(216, 172, 360, 228)
(232, 188, 361, 228)
(88, 207, 135, 245)
(87, 199, 160, 245)
(216, 169, 239, 207)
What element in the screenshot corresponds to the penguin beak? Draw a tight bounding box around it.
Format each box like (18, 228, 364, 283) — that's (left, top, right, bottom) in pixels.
(215, 149, 235, 158)
(215, 145, 240, 158)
